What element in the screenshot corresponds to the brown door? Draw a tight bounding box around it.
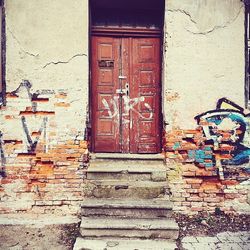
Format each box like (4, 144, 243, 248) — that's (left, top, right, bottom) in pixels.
(91, 36, 161, 153)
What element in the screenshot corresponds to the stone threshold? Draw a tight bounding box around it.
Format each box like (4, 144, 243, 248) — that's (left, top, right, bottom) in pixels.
(90, 153, 165, 161)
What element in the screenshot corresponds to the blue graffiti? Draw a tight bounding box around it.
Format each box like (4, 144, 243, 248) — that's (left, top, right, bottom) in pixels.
(188, 148, 214, 167)
(195, 98, 250, 167)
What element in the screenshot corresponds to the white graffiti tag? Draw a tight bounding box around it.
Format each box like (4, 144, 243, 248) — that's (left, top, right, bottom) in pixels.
(102, 96, 119, 119)
(101, 95, 153, 123)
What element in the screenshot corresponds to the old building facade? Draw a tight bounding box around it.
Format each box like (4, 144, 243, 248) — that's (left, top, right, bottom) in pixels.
(0, 0, 249, 216)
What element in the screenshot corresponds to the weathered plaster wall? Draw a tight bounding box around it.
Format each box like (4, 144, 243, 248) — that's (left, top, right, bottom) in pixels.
(0, 0, 249, 216)
(164, 0, 245, 129)
(0, 0, 89, 214)
(5, 0, 89, 133)
(163, 0, 250, 215)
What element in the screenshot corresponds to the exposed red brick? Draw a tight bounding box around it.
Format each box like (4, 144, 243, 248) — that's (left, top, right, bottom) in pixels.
(183, 171, 196, 177)
(19, 111, 55, 116)
(4, 115, 14, 119)
(32, 97, 49, 102)
(187, 196, 203, 202)
(221, 180, 239, 186)
(54, 102, 70, 107)
(186, 179, 203, 184)
(55, 93, 67, 99)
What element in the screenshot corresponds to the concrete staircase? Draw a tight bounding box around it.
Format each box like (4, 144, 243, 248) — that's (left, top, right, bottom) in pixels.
(74, 154, 179, 250)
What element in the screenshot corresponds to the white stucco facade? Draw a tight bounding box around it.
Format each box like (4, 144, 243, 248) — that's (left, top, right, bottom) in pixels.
(4, 0, 246, 131)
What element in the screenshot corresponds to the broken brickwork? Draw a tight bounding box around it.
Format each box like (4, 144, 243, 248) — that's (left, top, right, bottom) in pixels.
(0, 81, 89, 214)
(165, 98, 250, 214)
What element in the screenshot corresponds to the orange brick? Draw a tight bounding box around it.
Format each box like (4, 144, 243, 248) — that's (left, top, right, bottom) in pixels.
(183, 171, 196, 177)
(221, 180, 239, 186)
(54, 102, 70, 107)
(5, 115, 15, 119)
(186, 179, 203, 184)
(187, 196, 203, 202)
(55, 93, 67, 99)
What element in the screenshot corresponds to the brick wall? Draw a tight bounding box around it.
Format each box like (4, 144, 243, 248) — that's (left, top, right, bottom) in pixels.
(165, 98, 250, 215)
(1, 91, 249, 216)
(0, 82, 89, 215)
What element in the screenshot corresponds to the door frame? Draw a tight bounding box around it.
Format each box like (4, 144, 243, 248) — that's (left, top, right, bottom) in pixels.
(89, 27, 163, 153)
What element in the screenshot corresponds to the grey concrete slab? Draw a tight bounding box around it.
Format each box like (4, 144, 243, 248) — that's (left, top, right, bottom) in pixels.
(73, 237, 177, 250)
(85, 180, 168, 199)
(181, 236, 198, 243)
(81, 198, 173, 209)
(181, 231, 250, 250)
(81, 198, 173, 218)
(80, 217, 179, 230)
(80, 217, 179, 240)
(91, 153, 165, 160)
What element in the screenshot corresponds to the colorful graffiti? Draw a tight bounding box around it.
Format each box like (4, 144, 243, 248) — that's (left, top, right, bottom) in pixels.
(195, 98, 250, 167)
(165, 98, 250, 180)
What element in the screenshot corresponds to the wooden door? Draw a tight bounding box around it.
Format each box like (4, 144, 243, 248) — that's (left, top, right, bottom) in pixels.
(91, 36, 161, 153)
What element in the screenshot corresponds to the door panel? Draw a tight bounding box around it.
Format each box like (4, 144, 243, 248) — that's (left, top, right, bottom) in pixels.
(130, 38, 160, 153)
(92, 36, 161, 153)
(92, 37, 121, 152)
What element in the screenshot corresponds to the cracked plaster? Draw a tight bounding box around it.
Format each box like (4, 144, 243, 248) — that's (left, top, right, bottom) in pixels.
(42, 53, 87, 69)
(164, 0, 245, 129)
(5, 0, 89, 92)
(2, 0, 247, 135)
(4, 0, 89, 132)
(167, 0, 244, 34)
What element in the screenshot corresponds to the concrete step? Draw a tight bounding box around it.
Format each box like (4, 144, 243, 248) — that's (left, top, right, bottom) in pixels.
(80, 217, 179, 240)
(91, 153, 165, 161)
(73, 237, 177, 250)
(84, 180, 169, 199)
(86, 162, 167, 181)
(81, 198, 173, 218)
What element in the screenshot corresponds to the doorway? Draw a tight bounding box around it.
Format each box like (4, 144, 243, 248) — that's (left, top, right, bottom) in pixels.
(90, 0, 164, 154)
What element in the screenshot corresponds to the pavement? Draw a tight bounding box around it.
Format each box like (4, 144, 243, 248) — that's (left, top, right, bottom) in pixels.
(181, 231, 250, 250)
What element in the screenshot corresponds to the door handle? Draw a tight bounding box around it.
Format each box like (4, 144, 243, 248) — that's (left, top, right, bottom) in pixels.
(116, 89, 124, 95)
(116, 83, 129, 96)
(125, 83, 129, 97)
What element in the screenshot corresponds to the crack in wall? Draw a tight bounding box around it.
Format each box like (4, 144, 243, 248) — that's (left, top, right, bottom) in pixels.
(7, 26, 39, 57)
(168, 9, 197, 25)
(42, 53, 87, 69)
(168, 5, 243, 35)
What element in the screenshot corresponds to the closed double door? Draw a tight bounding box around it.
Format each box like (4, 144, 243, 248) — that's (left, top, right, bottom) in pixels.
(91, 36, 161, 153)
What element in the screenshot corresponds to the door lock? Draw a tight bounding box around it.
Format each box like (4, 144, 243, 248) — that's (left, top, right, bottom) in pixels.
(116, 83, 129, 96)
(125, 83, 129, 97)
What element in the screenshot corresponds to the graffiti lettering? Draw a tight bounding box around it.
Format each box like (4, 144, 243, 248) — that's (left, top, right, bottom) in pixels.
(195, 98, 250, 166)
(0, 132, 6, 177)
(101, 95, 153, 124)
(21, 116, 48, 153)
(183, 98, 250, 179)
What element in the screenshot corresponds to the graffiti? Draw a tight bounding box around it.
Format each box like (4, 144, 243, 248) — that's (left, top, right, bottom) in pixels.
(102, 96, 119, 119)
(0, 132, 6, 177)
(21, 116, 48, 153)
(165, 98, 250, 180)
(101, 95, 153, 124)
(195, 98, 250, 167)
(7, 80, 50, 153)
